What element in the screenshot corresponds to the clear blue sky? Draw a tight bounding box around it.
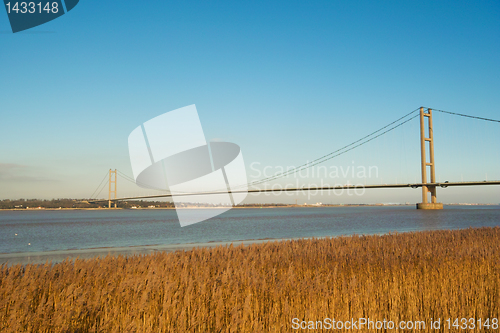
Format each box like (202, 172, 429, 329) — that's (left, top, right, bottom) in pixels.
(1, 0, 499, 203)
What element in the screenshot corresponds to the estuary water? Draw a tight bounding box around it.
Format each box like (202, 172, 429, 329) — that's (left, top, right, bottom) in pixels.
(1, 205, 499, 254)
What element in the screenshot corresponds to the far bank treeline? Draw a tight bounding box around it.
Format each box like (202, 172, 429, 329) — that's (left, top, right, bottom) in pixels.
(0, 199, 290, 210)
(0, 199, 174, 209)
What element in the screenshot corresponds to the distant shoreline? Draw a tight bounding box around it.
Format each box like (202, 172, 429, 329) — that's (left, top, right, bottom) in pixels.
(0, 203, 498, 211)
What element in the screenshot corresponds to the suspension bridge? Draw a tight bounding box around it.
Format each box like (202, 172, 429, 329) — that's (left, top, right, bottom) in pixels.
(88, 107, 500, 209)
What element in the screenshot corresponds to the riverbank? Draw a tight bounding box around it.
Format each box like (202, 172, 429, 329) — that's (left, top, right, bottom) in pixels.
(1, 227, 498, 332)
(0, 238, 286, 266)
(1, 203, 497, 211)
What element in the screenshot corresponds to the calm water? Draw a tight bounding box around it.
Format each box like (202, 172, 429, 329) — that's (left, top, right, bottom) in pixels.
(1, 206, 499, 254)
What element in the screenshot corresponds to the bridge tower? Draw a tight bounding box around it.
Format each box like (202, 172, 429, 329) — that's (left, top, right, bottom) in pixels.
(108, 169, 117, 208)
(417, 107, 443, 209)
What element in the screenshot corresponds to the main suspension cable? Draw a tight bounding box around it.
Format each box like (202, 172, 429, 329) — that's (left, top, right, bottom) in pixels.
(242, 113, 420, 188)
(89, 171, 109, 199)
(430, 108, 500, 123)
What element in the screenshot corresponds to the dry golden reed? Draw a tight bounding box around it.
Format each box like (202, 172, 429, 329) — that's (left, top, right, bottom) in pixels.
(1, 227, 499, 332)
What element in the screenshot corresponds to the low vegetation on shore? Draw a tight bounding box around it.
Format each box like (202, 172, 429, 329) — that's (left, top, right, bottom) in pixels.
(0, 198, 176, 209)
(0, 198, 292, 209)
(1, 227, 499, 332)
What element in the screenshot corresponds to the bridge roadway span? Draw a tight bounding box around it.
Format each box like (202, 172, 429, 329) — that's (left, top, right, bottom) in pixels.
(100, 181, 500, 202)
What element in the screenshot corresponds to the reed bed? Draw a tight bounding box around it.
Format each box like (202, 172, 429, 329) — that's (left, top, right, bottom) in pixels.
(1, 227, 499, 332)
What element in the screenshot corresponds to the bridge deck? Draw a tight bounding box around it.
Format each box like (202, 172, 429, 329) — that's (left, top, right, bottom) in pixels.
(91, 181, 500, 202)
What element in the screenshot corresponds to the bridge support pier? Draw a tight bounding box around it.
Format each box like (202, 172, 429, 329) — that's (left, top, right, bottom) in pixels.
(417, 202, 443, 209)
(417, 107, 443, 210)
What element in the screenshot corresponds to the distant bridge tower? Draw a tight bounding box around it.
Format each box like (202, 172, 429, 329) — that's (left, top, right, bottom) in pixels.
(417, 107, 443, 209)
(108, 169, 117, 208)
